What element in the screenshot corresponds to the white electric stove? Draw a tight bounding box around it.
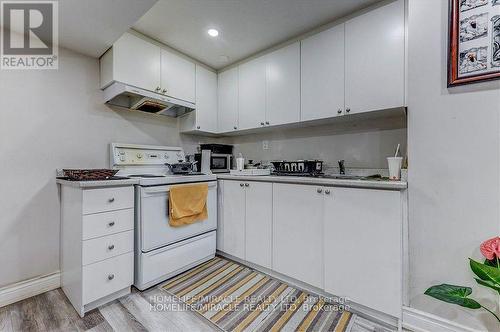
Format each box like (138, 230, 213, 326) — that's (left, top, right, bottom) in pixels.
(110, 143, 217, 290)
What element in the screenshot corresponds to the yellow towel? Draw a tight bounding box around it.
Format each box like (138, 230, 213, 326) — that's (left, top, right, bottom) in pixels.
(169, 183, 208, 227)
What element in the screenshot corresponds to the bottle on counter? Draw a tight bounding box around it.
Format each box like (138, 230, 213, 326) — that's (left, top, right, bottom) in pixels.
(236, 153, 245, 171)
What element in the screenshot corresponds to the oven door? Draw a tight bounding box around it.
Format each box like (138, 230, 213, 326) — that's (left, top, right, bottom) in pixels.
(138, 181, 217, 252)
(210, 154, 230, 173)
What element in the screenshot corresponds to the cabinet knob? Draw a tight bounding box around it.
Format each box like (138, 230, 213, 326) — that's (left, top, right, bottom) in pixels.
(317, 188, 323, 193)
(155, 86, 161, 92)
(337, 109, 342, 114)
(233, 126, 237, 130)
(162, 89, 167, 94)
(260, 122, 265, 126)
(108, 198, 115, 203)
(245, 183, 249, 187)
(108, 274, 115, 280)
(108, 221, 115, 227)
(265, 121, 270, 125)
(197, 126, 201, 129)
(240, 183, 244, 187)
(325, 189, 331, 195)
(346, 108, 351, 113)
(108, 244, 115, 250)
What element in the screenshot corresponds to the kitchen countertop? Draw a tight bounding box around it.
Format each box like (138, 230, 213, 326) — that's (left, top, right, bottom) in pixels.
(56, 177, 139, 188)
(216, 174, 407, 190)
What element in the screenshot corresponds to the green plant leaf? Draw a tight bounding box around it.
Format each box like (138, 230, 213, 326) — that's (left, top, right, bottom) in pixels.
(474, 278, 500, 294)
(424, 284, 481, 309)
(484, 259, 498, 268)
(469, 259, 500, 285)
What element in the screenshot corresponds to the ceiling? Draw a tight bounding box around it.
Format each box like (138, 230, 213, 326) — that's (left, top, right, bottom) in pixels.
(133, 0, 382, 70)
(58, 0, 157, 57)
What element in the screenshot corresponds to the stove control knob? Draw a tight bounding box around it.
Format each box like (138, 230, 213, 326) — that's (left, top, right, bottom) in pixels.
(119, 156, 126, 162)
(164, 154, 169, 159)
(136, 153, 143, 159)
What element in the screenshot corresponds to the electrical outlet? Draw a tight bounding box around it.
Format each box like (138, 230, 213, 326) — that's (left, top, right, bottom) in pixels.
(262, 140, 269, 150)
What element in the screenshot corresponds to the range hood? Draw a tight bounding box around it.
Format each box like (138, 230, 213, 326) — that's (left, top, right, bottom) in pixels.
(103, 82, 195, 117)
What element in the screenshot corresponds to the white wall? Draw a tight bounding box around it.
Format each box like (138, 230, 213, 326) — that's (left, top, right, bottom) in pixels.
(408, 0, 500, 328)
(0, 47, 199, 288)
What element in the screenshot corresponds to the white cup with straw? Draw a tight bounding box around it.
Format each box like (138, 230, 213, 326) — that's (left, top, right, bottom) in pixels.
(387, 144, 403, 181)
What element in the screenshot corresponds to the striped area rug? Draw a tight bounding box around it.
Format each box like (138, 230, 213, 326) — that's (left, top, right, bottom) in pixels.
(162, 257, 354, 332)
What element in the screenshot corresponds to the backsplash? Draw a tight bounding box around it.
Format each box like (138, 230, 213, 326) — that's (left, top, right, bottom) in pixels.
(215, 117, 407, 170)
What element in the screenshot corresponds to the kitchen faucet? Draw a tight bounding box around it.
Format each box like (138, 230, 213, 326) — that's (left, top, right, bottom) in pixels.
(338, 160, 345, 175)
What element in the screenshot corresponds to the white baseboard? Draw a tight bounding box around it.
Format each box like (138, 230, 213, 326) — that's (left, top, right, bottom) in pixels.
(0, 272, 61, 308)
(402, 306, 488, 332)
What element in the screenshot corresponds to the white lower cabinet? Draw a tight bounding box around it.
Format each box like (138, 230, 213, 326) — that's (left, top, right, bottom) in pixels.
(220, 180, 246, 259)
(59, 182, 135, 317)
(273, 183, 324, 289)
(245, 182, 272, 269)
(324, 187, 402, 317)
(218, 180, 272, 267)
(218, 179, 406, 319)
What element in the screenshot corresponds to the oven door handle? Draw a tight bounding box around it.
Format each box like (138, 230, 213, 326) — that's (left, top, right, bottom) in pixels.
(142, 182, 216, 195)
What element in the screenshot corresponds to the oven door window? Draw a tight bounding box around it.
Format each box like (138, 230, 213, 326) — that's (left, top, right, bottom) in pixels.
(211, 157, 228, 170)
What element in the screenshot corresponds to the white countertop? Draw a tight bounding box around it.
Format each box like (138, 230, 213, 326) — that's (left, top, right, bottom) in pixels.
(217, 174, 407, 190)
(56, 177, 140, 188)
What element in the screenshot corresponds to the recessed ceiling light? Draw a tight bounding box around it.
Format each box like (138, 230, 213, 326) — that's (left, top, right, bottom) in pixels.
(207, 29, 219, 37)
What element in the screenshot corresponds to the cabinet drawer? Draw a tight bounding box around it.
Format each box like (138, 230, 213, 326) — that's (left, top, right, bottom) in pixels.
(82, 209, 134, 240)
(82, 252, 133, 304)
(82, 186, 134, 214)
(82, 231, 134, 266)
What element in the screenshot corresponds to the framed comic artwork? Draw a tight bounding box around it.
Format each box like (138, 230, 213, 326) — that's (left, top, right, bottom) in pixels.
(449, 0, 500, 86)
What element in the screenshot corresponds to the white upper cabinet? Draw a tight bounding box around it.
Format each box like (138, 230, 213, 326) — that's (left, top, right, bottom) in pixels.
(238, 57, 267, 130)
(104, 32, 161, 91)
(345, 0, 405, 114)
(160, 49, 195, 103)
(218, 67, 239, 132)
(266, 42, 301, 126)
(180, 65, 218, 133)
(301, 24, 345, 121)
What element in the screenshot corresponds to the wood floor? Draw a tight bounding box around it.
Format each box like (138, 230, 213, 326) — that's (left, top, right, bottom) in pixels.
(0, 286, 219, 332)
(0, 273, 393, 332)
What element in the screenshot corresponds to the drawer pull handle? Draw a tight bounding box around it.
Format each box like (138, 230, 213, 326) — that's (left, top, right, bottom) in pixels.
(108, 244, 115, 250)
(108, 222, 115, 227)
(108, 274, 115, 280)
(108, 198, 115, 203)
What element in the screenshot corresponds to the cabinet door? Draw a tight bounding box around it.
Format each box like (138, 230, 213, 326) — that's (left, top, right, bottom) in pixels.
(324, 188, 402, 317)
(273, 183, 323, 288)
(301, 24, 345, 121)
(113, 33, 161, 92)
(221, 181, 246, 259)
(345, 0, 404, 114)
(218, 67, 239, 132)
(194, 65, 218, 132)
(160, 49, 195, 102)
(238, 57, 267, 130)
(266, 42, 300, 126)
(245, 182, 272, 269)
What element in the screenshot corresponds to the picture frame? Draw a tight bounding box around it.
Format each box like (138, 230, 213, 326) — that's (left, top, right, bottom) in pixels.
(448, 0, 500, 86)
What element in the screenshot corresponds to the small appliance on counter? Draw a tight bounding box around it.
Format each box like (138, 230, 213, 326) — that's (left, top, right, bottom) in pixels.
(271, 160, 323, 176)
(194, 144, 233, 173)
